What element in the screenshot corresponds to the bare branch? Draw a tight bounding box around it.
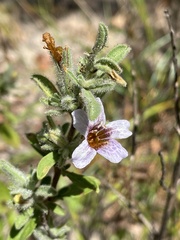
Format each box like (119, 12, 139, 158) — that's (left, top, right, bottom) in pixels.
(158, 151, 168, 191)
(156, 10, 180, 240)
(129, 67, 139, 203)
(131, 69, 139, 156)
(164, 9, 180, 135)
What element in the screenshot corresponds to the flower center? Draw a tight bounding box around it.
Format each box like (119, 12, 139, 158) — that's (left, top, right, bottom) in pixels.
(87, 124, 111, 150)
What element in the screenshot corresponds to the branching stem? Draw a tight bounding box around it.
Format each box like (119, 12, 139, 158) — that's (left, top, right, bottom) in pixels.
(156, 10, 180, 240)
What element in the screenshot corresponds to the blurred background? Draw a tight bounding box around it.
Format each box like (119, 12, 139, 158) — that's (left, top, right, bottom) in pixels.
(0, 0, 180, 239)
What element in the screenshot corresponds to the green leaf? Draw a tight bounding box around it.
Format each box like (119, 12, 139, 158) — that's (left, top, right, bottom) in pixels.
(95, 57, 122, 72)
(0, 181, 10, 201)
(33, 228, 52, 240)
(107, 44, 131, 63)
(58, 183, 84, 198)
(40, 176, 52, 185)
(0, 181, 11, 215)
(47, 203, 66, 216)
(143, 100, 173, 120)
(26, 133, 47, 156)
(50, 225, 70, 238)
(61, 122, 70, 135)
(0, 160, 27, 186)
(37, 152, 56, 180)
(81, 89, 101, 121)
(61, 46, 72, 69)
(8, 218, 36, 240)
(63, 170, 100, 193)
(65, 69, 80, 87)
(35, 185, 57, 198)
(0, 122, 20, 148)
(94, 63, 127, 87)
(31, 74, 59, 98)
(14, 208, 34, 230)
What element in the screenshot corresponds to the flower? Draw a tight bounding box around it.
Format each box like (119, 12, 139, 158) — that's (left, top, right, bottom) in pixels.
(71, 98, 132, 169)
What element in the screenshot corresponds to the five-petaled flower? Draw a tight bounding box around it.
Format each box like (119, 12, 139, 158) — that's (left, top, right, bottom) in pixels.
(71, 98, 132, 169)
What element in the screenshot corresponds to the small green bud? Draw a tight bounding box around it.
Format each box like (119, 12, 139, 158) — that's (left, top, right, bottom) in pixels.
(92, 23, 108, 54)
(61, 95, 78, 112)
(81, 89, 101, 121)
(48, 128, 67, 148)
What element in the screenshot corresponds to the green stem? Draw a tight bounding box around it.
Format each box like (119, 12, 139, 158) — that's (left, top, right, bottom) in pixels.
(47, 116, 56, 129)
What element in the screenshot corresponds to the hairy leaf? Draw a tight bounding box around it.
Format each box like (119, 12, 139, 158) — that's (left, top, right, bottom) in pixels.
(95, 57, 122, 72)
(107, 44, 131, 63)
(8, 218, 36, 240)
(35, 185, 57, 198)
(0, 160, 27, 186)
(63, 170, 100, 193)
(31, 74, 59, 98)
(14, 208, 34, 230)
(37, 152, 56, 180)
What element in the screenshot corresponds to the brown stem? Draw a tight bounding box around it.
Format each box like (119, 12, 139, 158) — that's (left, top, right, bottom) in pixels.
(129, 68, 139, 202)
(156, 10, 180, 239)
(51, 165, 61, 189)
(164, 10, 180, 135)
(158, 151, 168, 191)
(157, 145, 180, 239)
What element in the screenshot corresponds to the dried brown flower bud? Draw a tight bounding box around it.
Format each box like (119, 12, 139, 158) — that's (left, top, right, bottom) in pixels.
(42, 32, 63, 63)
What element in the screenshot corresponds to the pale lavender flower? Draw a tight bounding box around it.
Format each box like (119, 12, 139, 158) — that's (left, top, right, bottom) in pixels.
(71, 98, 132, 169)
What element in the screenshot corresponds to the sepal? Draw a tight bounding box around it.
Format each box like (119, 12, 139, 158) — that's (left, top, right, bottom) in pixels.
(81, 88, 101, 121)
(11, 188, 33, 201)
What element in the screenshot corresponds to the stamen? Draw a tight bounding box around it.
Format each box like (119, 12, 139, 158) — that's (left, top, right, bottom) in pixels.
(87, 124, 111, 150)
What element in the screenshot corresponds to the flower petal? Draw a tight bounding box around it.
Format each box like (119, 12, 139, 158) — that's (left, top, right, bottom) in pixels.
(106, 120, 132, 139)
(97, 139, 128, 163)
(72, 109, 89, 136)
(89, 98, 106, 127)
(72, 140, 96, 169)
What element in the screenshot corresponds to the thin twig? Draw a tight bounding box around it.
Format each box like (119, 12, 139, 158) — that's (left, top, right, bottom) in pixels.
(131, 70, 139, 156)
(157, 145, 180, 240)
(129, 68, 139, 201)
(158, 151, 168, 191)
(164, 10, 180, 135)
(156, 10, 180, 240)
